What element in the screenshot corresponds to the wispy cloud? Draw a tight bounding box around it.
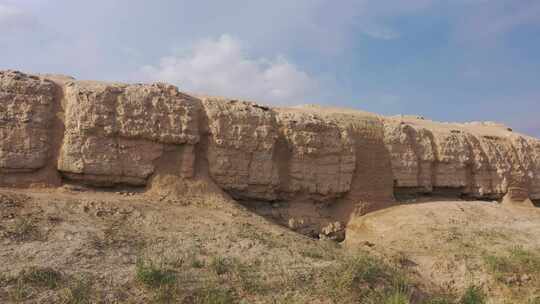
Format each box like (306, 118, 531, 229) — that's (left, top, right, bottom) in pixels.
(356, 21, 400, 40)
(455, 0, 540, 43)
(141, 35, 317, 105)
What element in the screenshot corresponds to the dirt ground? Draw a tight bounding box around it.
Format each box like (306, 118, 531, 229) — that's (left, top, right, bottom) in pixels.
(1, 183, 540, 303)
(347, 198, 540, 301)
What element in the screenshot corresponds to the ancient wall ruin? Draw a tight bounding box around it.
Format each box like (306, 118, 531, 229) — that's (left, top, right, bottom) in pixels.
(1, 70, 539, 209)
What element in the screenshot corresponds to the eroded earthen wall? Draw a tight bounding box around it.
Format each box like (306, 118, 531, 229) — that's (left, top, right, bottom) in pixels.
(1, 70, 539, 206)
(0, 71, 56, 173)
(0, 71, 62, 187)
(383, 117, 540, 200)
(58, 81, 200, 186)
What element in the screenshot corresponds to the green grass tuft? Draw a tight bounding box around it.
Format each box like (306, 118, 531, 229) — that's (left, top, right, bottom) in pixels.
(21, 267, 62, 289)
(63, 275, 92, 304)
(136, 258, 177, 289)
(210, 256, 230, 276)
(459, 285, 486, 304)
(484, 246, 540, 285)
(196, 286, 235, 304)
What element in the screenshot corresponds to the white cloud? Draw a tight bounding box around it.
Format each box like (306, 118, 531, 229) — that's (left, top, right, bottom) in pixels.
(141, 35, 317, 105)
(360, 23, 400, 40)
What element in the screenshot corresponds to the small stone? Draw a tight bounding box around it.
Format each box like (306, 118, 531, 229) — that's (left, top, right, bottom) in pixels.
(363, 241, 375, 247)
(320, 222, 345, 242)
(521, 274, 531, 282)
(288, 218, 306, 230)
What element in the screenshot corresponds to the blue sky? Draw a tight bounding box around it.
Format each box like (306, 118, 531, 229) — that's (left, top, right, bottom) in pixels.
(1, 0, 539, 137)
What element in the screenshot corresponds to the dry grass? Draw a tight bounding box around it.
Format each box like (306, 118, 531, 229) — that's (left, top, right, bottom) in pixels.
(3, 189, 539, 303)
(20, 267, 63, 289)
(9, 217, 41, 241)
(483, 246, 540, 302)
(61, 275, 92, 304)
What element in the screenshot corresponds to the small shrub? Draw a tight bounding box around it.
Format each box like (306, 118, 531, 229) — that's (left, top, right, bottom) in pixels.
(383, 290, 410, 304)
(349, 255, 389, 284)
(298, 240, 340, 261)
(154, 284, 178, 304)
(509, 246, 540, 271)
(299, 248, 325, 260)
(210, 256, 230, 276)
(197, 286, 235, 304)
(192, 259, 205, 269)
(321, 254, 402, 302)
(362, 277, 412, 304)
(136, 258, 177, 289)
(9, 278, 29, 302)
(237, 224, 280, 248)
(11, 218, 38, 241)
(423, 297, 454, 304)
(63, 275, 92, 304)
(0, 273, 10, 287)
(21, 267, 62, 289)
(234, 260, 264, 294)
(460, 285, 486, 304)
(529, 297, 540, 304)
(384, 279, 412, 304)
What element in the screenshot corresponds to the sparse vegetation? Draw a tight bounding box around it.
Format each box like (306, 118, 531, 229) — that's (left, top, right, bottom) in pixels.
(459, 285, 486, 304)
(484, 246, 540, 285)
(136, 257, 177, 289)
(5, 267, 63, 302)
(4, 187, 540, 303)
(192, 258, 205, 268)
(381, 289, 411, 304)
(233, 259, 264, 294)
(9, 278, 29, 302)
(0, 273, 9, 287)
(153, 284, 179, 304)
(237, 223, 281, 248)
(11, 217, 39, 241)
(62, 275, 92, 304)
(320, 254, 414, 303)
(297, 239, 341, 261)
(20, 267, 62, 289)
(422, 297, 453, 304)
(529, 297, 540, 304)
(135, 257, 178, 303)
(299, 247, 325, 259)
(481, 246, 540, 302)
(210, 256, 231, 276)
(196, 285, 235, 304)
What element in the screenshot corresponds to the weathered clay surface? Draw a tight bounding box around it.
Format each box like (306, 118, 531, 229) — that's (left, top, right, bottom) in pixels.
(275, 109, 356, 200)
(58, 81, 200, 185)
(202, 98, 280, 200)
(383, 117, 540, 200)
(0, 71, 56, 173)
(202, 101, 379, 202)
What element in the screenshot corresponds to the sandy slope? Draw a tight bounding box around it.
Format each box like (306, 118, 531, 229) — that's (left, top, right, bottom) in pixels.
(2, 183, 540, 303)
(347, 199, 540, 302)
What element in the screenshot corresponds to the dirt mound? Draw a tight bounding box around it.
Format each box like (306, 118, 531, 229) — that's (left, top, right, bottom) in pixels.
(346, 199, 540, 302)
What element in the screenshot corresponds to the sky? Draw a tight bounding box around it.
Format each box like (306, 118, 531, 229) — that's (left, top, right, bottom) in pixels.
(1, 0, 539, 137)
